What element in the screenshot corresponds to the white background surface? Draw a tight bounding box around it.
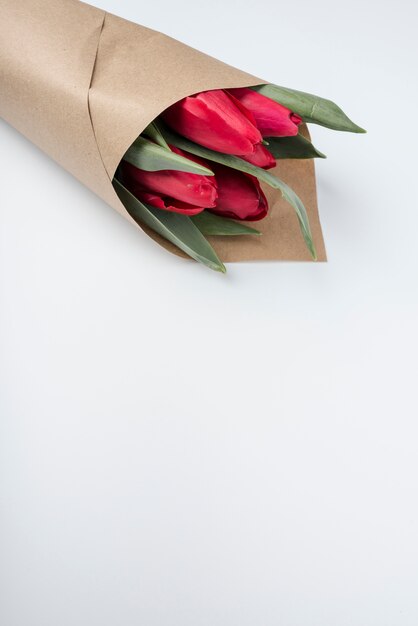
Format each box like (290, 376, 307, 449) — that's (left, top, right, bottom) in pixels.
(1, 1, 417, 624)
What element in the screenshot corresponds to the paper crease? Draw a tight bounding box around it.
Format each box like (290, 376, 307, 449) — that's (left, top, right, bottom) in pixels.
(87, 11, 110, 184)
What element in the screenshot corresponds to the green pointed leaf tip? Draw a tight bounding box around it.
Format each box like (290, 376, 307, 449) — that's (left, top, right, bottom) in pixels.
(266, 133, 327, 160)
(123, 136, 215, 176)
(191, 211, 261, 236)
(161, 127, 316, 260)
(113, 179, 226, 273)
(142, 121, 170, 150)
(251, 84, 366, 134)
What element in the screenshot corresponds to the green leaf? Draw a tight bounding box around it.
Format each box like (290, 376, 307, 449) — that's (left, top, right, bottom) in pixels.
(191, 212, 261, 236)
(266, 133, 326, 159)
(250, 84, 366, 134)
(142, 121, 170, 149)
(113, 179, 226, 273)
(162, 128, 316, 259)
(123, 136, 214, 176)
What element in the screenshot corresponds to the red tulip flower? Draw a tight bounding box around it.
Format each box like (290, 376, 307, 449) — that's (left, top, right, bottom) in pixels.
(120, 146, 218, 215)
(227, 87, 302, 137)
(209, 164, 268, 221)
(241, 143, 276, 169)
(162, 89, 263, 156)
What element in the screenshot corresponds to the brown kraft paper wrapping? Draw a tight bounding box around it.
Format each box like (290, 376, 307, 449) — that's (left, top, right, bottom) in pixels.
(0, 0, 326, 263)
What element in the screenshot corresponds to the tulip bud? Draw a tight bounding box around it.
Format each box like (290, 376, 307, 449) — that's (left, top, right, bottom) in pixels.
(227, 87, 302, 137)
(209, 164, 268, 221)
(120, 146, 218, 215)
(162, 89, 263, 156)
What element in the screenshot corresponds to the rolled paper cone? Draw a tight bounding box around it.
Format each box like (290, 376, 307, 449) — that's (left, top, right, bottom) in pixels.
(0, 0, 326, 262)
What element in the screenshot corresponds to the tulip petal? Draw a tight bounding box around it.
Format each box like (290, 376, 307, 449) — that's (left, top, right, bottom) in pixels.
(114, 179, 226, 273)
(208, 164, 268, 221)
(228, 87, 301, 137)
(162, 90, 262, 156)
(121, 160, 218, 208)
(241, 143, 276, 169)
(133, 191, 205, 216)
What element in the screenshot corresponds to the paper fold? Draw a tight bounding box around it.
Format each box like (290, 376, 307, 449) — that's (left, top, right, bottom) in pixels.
(0, 0, 326, 262)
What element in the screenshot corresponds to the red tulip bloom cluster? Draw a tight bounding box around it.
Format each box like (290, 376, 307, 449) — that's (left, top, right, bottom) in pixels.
(162, 87, 301, 171)
(122, 87, 303, 221)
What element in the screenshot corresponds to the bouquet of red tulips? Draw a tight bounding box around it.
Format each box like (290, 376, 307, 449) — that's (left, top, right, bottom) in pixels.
(115, 86, 364, 271)
(1, 0, 365, 273)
